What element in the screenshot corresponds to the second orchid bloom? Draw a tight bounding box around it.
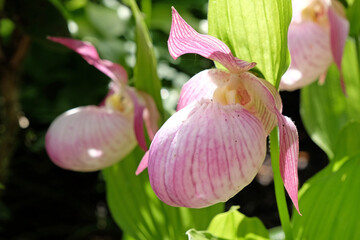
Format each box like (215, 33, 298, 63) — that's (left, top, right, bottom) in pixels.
(46, 37, 159, 172)
(139, 8, 300, 213)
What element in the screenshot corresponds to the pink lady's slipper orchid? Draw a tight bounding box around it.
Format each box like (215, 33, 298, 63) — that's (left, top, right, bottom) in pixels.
(45, 37, 159, 172)
(137, 8, 300, 213)
(281, 0, 349, 92)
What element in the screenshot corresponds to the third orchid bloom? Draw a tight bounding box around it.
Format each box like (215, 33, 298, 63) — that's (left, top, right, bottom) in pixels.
(139, 8, 300, 213)
(281, 0, 349, 92)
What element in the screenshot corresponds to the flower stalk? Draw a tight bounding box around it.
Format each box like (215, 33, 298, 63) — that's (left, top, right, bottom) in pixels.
(270, 124, 293, 240)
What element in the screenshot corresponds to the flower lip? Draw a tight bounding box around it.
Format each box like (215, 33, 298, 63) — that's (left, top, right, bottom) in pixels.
(45, 106, 137, 172)
(148, 100, 267, 208)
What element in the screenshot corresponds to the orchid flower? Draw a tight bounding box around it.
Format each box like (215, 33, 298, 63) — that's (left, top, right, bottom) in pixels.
(137, 8, 300, 213)
(280, 0, 349, 92)
(45, 37, 159, 172)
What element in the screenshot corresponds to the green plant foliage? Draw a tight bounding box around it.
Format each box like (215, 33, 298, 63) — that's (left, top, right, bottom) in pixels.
(300, 40, 360, 160)
(125, 0, 164, 116)
(186, 229, 228, 240)
(208, 0, 291, 88)
(207, 206, 269, 240)
(185, 206, 269, 240)
(102, 147, 223, 240)
(347, 0, 360, 37)
(333, 121, 360, 160)
(292, 154, 360, 239)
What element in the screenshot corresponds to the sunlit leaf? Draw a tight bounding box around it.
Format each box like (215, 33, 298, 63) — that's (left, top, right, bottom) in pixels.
(207, 206, 269, 240)
(208, 0, 291, 87)
(292, 154, 360, 239)
(300, 40, 360, 160)
(186, 229, 228, 240)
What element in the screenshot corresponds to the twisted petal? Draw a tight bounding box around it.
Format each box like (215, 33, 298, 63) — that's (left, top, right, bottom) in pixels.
(48, 37, 128, 84)
(168, 8, 256, 73)
(148, 100, 267, 208)
(280, 22, 332, 91)
(127, 88, 147, 151)
(136, 91, 160, 140)
(328, 6, 349, 94)
(177, 69, 229, 111)
(243, 76, 300, 213)
(45, 106, 136, 172)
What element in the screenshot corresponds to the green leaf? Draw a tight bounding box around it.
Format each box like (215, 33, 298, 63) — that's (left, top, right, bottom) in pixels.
(207, 206, 269, 240)
(292, 154, 360, 239)
(186, 229, 229, 240)
(333, 121, 360, 160)
(300, 40, 360, 160)
(126, 0, 164, 116)
(208, 0, 291, 88)
(102, 147, 223, 240)
(348, 0, 360, 37)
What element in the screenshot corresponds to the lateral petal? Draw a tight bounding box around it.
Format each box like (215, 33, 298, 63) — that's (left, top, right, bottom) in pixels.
(127, 88, 147, 151)
(328, 6, 349, 94)
(148, 100, 267, 208)
(177, 69, 229, 111)
(242, 75, 300, 213)
(277, 115, 300, 214)
(45, 106, 136, 172)
(280, 22, 332, 91)
(168, 8, 256, 73)
(48, 37, 128, 84)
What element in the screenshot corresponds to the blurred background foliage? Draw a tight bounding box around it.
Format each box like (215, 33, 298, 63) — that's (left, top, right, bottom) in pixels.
(0, 0, 328, 239)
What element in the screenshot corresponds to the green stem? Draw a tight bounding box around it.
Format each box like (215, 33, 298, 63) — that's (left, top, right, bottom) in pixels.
(270, 127, 293, 240)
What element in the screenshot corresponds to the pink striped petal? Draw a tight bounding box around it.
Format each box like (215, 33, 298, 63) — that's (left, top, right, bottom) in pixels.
(136, 91, 160, 140)
(177, 69, 228, 111)
(280, 22, 332, 91)
(328, 6, 349, 94)
(278, 115, 300, 214)
(243, 75, 300, 213)
(48, 37, 128, 84)
(168, 8, 256, 73)
(45, 106, 136, 172)
(127, 88, 147, 151)
(136, 151, 149, 175)
(148, 100, 267, 208)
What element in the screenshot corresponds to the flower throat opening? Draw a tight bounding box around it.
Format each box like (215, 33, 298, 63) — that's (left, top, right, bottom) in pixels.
(105, 91, 133, 115)
(212, 74, 252, 107)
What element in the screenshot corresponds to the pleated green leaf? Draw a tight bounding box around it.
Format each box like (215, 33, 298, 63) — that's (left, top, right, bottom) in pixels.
(208, 0, 291, 88)
(103, 147, 223, 240)
(300, 40, 360, 160)
(125, 0, 164, 116)
(292, 154, 360, 239)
